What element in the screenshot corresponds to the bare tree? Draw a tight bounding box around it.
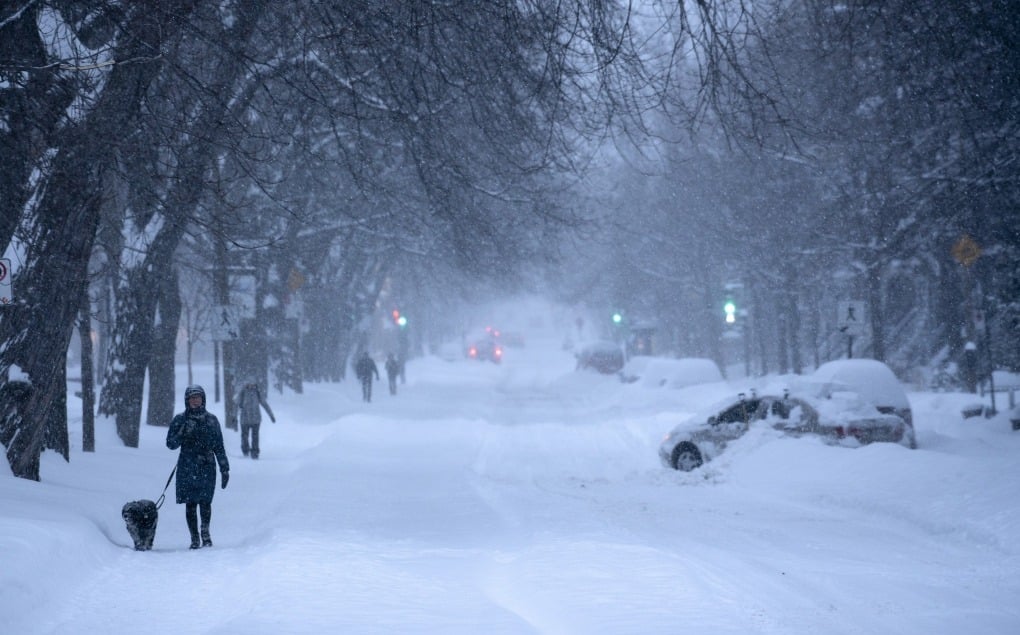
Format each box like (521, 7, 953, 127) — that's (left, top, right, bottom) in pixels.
(0, 2, 199, 479)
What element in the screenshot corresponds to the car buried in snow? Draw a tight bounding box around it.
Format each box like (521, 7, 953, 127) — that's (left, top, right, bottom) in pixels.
(659, 388, 915, 472)
(575, 340, 626, 375)
(810, 359, 915, 448)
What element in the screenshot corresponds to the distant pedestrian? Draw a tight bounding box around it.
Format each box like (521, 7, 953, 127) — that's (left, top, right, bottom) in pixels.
(234, 380, 275, 459)
(354, 352, 380, 402)
(166, 385, 229, 549)
(385, 353, 400, 395)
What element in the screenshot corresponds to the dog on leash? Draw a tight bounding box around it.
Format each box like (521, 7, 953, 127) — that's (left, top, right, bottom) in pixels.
(122, 500, 159, 551)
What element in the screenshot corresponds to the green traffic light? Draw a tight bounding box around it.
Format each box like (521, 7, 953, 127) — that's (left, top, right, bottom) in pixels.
(612, 312, 623, 324)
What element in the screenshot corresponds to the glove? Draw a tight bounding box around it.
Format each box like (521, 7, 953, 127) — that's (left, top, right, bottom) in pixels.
(182, 420, 196, 438)
(221, 471, 229, 489)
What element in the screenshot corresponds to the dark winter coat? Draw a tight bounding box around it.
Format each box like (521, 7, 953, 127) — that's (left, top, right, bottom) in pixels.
(355, 355, 380, 382)
(236, 383, 275, 427)
(167, 401, 229, 505)
(385, 357, 400, 379)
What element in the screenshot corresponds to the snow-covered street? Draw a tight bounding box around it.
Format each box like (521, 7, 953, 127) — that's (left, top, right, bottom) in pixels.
(3, 323, 1019, 634)
(3, 4, 1017, 633)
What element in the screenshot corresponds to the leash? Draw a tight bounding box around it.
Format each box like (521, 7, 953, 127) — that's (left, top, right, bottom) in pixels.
(155, 465, 177, 510)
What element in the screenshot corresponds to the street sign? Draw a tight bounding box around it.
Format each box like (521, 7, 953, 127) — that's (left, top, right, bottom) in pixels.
(952, 234, 981, 267)
(837, 300, 866, 336)
(0, 258, 12, 305)
(211, 305, 241, 341)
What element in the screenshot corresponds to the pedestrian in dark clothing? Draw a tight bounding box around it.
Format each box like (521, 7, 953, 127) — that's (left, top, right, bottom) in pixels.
(166, 385, 229, 549)
(354, 352, 380, 402)
(385, 353, 400, 395)
(235, 380, 275, 459)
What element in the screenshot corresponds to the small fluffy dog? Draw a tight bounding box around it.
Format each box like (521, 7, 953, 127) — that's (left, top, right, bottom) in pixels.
(122, 500, 159, 551)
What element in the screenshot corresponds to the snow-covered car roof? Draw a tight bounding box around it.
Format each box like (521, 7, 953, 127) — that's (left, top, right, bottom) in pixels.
(809, 359, 910, 410)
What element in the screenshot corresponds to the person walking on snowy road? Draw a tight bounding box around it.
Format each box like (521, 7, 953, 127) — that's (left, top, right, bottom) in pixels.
(354, 352, 380, 402)
(166, 385, 229, 549)
(385, 353, 401, 396)
(235, 380, 275, 459)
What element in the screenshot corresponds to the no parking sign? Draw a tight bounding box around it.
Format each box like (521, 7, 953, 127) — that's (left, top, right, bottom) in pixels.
(0, 258, 12, 305)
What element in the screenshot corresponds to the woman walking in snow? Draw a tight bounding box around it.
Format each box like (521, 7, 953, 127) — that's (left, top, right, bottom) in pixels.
(166, 385, 229, 549)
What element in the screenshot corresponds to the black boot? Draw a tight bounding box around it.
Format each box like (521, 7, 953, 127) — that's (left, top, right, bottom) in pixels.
(186, 504, 200, 549)
(200, 503, 213, 547)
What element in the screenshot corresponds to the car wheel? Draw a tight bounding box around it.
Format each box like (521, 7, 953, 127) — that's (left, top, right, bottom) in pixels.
(671, 442, 703, 472)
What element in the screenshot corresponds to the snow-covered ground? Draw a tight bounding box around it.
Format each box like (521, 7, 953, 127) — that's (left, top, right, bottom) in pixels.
(3, 310, 1019, 634)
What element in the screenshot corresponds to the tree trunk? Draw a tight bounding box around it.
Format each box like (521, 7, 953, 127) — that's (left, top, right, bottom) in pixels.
(1, 381, 36, 480)
(79, 292, 96, 453)
(750, 283, 770, 376)
(209, 341, 215, 401)
(785, 272, 804, 375)
(146, 268, 181, 428)
(0, 143, 103, 478)
(44, 363, 70, 461)
(98, 265, 155, 447)
(776, 293, 790, 375)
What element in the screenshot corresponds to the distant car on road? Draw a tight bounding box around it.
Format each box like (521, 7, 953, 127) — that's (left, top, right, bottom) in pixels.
(575, 341, 625, 375)
(466, 338, 503, 364)
(659, 388, 914, 471)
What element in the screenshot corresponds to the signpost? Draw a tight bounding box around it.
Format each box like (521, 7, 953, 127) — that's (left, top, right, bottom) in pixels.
(211, 305, 241, 341)
(837, 300, 866, 358)
(953, 234, 996, 413)
(0, 258, 12, 305)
